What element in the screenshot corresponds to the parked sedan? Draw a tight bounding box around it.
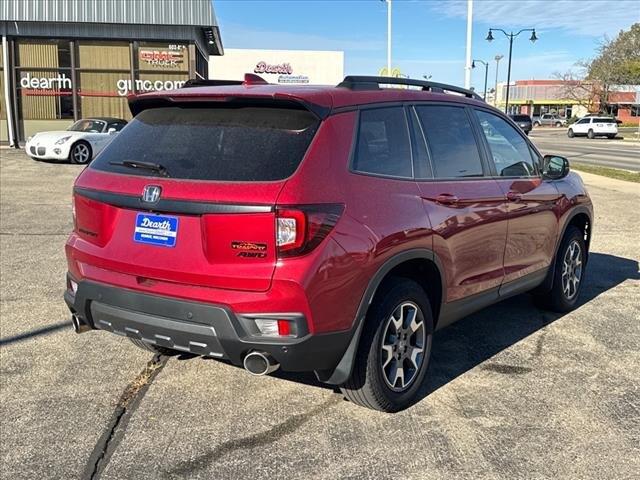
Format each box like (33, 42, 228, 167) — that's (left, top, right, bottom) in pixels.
(509, 114, 532, 135)
(26, 117, 128, 164)
(532, 114, 566, 127)
(568, 117, 618, 139)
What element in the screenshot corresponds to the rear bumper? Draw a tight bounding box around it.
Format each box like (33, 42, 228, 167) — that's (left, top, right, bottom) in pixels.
(64, 278, 352, 373)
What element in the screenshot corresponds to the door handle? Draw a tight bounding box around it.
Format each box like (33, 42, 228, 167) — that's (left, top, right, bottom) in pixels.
(434, 194, 459, 205)
(507, 191, 522, 202)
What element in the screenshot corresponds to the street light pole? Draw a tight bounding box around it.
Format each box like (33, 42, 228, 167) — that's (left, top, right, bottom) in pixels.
(486, 28, 537, 113)
(472, 59, 489, 100)
(494, 54, 503, 107)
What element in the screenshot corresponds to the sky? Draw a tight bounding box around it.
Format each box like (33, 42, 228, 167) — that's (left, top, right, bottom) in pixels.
(214, 0, 639, 91)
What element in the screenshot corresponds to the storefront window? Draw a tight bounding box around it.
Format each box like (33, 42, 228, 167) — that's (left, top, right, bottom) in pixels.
(78, 41, 130, 70)
(78, 72, 131, 120)
(17, 39, 72, 69)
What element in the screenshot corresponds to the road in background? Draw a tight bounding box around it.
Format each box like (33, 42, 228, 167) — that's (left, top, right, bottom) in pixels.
(530, 128, 640, 171)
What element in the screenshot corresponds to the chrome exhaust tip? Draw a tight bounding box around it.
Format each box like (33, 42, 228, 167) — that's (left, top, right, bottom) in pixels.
(243, 351, 280, 376)
(71, 314, 92, 334)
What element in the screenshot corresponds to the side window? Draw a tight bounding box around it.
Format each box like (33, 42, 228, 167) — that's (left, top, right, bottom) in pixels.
(577, 118, 590, 125)
(415, 105, 484, 178)
(353, 107, 413, 178)
(475, 110, 538, 177)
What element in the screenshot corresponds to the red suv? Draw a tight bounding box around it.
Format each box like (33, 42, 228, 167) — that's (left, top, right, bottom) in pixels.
(65, 75, 592, 412)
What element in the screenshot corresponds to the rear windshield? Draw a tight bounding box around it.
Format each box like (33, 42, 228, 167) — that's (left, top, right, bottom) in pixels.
(510, 115, 531, 122)
(91, 106, 320, 181)
(594, 117, 615, 123)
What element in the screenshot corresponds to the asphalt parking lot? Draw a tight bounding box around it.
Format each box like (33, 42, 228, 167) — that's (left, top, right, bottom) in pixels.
(1, 146, 639, 479)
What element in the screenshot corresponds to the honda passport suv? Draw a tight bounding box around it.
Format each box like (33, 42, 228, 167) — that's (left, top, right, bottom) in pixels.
(65, 75, 593, 412)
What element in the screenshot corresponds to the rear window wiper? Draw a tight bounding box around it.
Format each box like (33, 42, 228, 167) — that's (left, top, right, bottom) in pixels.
(109, 160, 170, 177)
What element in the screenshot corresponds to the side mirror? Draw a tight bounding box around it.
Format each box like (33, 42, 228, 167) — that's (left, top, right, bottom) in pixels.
(107, 128, 117, 134)
(543, 155, 570, 180)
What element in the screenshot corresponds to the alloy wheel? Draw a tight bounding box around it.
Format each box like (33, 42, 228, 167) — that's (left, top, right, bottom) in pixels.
(380, 302, 426, 392)
(73, 144, 90, 163)
(562, 240, 582, 300)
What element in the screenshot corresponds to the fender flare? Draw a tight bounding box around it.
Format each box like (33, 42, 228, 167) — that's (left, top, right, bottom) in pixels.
(536, 205, 592, 293)
(316, 248, 445, 385)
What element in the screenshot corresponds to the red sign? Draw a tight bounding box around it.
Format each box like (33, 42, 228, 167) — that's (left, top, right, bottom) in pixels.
(254, 61, 293, 75)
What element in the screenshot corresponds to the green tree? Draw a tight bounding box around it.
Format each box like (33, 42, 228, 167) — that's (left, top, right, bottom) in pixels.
(587, 23, 640, 85)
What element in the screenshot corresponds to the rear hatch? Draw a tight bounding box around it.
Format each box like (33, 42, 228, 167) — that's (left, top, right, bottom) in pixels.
(72, 102, 320, 292)
(593, 117, 617, 131)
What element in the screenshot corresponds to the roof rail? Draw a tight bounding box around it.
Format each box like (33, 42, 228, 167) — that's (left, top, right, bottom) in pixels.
(336, 75, 483, 101)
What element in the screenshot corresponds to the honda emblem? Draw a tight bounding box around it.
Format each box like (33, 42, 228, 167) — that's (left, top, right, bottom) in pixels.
(142, 185, 161, 204)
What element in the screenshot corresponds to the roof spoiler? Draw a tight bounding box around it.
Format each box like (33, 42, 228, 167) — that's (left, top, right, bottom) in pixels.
(181, 73, 269, 89)
(337, 75, 483, 101)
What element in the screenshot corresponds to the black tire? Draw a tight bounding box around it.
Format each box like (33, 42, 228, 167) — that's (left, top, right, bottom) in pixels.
(555, 122, 562, 127)
(129, 338, 177, 356)
(587, 129, 595, 139)
(30, 156, 40, 161)
(340, 278, 434, 412)
(69, 141, 92, 164)
(567, 129, 575, 138)
(534, 121, 541, 127)
(534, 226, 586, 313)
(607, 134, 616, 139)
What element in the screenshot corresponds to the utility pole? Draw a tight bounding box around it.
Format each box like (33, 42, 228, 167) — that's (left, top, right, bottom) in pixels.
(464, 0, 473, 88)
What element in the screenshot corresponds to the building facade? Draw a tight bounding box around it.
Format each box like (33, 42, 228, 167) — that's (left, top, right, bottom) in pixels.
(210, 49, 344, 86)
(496, 79, 640, 122)
(1, 0, 223, 144)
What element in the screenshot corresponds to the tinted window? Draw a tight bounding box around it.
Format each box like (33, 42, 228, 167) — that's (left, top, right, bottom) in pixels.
(510, 115, 531, 122)
(415, 105, 484, 178)
(594, 117, 615, 123)
(577, 118, 590, 124)
(69, 119, 105, 133)
(475, 110, 538, 177)
(91, 106, 319, 181)
(353, 107, 412, 178)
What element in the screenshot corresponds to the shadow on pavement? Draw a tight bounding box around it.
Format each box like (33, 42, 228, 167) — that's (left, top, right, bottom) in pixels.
(422, 252, 638, 398)
(0, 320, 70, 347)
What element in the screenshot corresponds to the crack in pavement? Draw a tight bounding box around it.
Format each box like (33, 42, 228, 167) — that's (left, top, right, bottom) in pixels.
(165, 394, 342, 478)
(82, 354, 168, 480)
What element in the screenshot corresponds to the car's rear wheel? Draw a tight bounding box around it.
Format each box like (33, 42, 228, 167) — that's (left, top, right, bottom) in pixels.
(534, 121, 541, 127)
(567, 129, 575, 138)
(555, 122, 562, 127)
(607, 134, 616, 139)
(69, 141, 92, 164)
(534, 226, 586, 312)
(587, 129, 595, 139)
(340, 278, 433, 412)
(129, 338, 177, 356)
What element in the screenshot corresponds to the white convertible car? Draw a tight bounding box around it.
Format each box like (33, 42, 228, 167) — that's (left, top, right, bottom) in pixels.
(26, 117, 128, 164)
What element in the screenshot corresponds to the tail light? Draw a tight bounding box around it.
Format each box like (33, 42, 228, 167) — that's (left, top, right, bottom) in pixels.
(276, 204, 344, 257)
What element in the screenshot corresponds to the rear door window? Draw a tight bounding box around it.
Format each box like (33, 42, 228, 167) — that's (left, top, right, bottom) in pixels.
(91, 106, 320, 181)
(415, 105, 484, 178)
(352, 107, 413, 178)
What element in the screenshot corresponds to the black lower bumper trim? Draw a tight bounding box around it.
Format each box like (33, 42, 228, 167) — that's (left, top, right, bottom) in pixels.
(65, 278, 353, 373)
